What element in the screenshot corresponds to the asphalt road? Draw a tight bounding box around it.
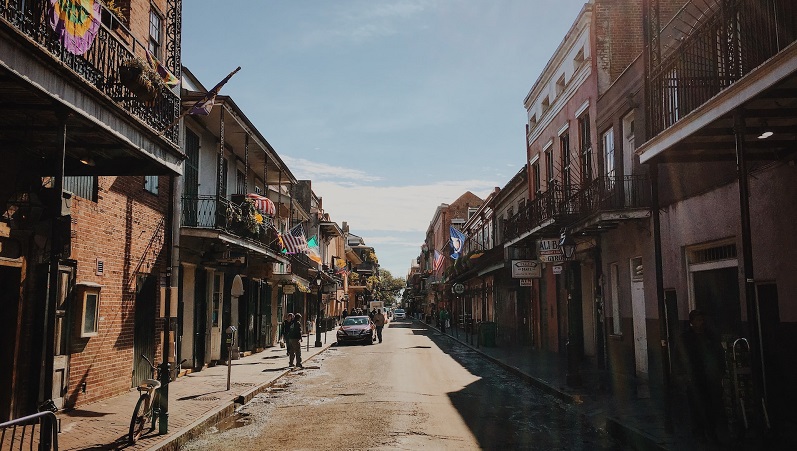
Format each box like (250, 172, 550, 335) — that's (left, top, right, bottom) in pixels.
(181, 319, 620, 450)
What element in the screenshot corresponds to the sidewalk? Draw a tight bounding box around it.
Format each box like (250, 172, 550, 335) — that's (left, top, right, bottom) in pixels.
(57, 334, 334, 451)
(419, 318, 686, 451)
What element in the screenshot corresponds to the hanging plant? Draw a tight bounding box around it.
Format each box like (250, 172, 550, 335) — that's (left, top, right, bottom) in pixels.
(119, 56, 164, 101)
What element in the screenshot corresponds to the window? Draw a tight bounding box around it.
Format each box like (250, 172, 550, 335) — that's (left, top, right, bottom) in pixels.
(555, 74, 566, 97)
(529, 114, 537, 128)
(574, 47, 585, 67)
(560, 131, 571, 194)
(236, 169, 246, 195)
(545, 146, 555, 189)
(212, 273, 223, 327)
(144, 175, 159, 195)
(254, 185, 262, 195)
(532, 161, 541, 196)
(148, 7, 163, 59)
(80, 288, 100, 337)
(541, 96, 550, 112)
(578, 114, 592, 185)
(610, 263, 621, 335)
(64, 176, 97, 202)
(603, 129, 615, 178)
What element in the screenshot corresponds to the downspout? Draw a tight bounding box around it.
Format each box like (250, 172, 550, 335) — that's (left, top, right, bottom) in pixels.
(651, 162, 672, 432)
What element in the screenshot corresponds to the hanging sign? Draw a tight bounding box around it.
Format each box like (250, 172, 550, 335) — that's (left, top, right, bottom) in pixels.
(538, 238, 564, 262)
(519, 279, 533, 287)
(282, 285, 296, 294)
(511, 260, 542, 278)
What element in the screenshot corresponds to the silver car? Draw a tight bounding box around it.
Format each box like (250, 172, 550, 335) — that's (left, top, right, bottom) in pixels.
(393, 308, 406, 319)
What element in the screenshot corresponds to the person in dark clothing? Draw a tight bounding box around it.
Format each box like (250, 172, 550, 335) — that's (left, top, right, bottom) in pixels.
(439, 307, 449, 334)
(281, 313, 293, 354)
(342, 309, 348, 319)
(678, 309, 726, 444)
(287, 313, 303, 368)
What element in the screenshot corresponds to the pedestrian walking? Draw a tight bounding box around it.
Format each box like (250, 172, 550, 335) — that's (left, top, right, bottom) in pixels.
(677, 309, 726, 445)
(281, 313, 293, 353)
(439, 307, 449, 334)
(373, 309, 386, 343)
(342, 308, 348, 319)
(287, 313, 303, 368)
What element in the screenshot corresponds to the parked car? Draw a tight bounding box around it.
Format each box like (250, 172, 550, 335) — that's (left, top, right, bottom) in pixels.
(336, 316, 376, 345)
(393, 308, 406, 319)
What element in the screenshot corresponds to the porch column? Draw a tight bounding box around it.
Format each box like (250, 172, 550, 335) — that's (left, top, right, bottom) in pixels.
(734, 110, 767, 412)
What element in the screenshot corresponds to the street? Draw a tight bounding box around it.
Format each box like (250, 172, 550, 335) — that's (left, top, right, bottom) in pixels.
(182, 319, 620, 450)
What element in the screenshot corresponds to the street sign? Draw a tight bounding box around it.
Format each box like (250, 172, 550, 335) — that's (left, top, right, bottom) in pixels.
(452, 283, 465, 294)
(511, 260, 542, 278)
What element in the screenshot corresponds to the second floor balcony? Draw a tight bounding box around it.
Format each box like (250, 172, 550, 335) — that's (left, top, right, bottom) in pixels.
(504, 175, 651, 243)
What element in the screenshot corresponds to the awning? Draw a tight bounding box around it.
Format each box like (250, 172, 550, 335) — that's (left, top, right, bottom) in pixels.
(246, 193, 276, 216)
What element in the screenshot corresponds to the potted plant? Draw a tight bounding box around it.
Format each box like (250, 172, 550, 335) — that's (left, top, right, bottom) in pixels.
(101, 0, 126, 30)
(118, 56, 163, 101)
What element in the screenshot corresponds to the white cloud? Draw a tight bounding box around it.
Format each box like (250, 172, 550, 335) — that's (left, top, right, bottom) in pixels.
(282, 156, 383, 183)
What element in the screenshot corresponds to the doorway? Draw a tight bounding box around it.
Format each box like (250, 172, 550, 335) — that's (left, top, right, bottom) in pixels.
(132, 274, 156, 387)
(52, 264, 75, 409)
(0, 264, 21, 421)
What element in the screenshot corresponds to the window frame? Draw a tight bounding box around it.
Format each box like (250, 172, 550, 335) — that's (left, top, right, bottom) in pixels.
(148, 6, 164, 59)
(603, 128, 615, 179)
(80, 287, 101, 338)
(144, 175, 159, 195)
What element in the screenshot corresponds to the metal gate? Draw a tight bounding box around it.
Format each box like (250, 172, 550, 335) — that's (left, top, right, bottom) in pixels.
(132, 274, 156, 388)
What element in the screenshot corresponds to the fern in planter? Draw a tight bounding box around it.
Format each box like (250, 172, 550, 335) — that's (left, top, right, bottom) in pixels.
(119, 56, 164, 101)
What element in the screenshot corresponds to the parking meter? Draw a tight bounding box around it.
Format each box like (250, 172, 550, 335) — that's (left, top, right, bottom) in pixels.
(226, 325, 237, 390)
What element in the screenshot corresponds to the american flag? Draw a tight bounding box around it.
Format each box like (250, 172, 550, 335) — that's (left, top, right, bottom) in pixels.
(282, 223, 308, 254)
(433, 249, 444, 271)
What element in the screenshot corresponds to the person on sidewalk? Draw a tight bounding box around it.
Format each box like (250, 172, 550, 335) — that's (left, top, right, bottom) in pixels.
(373, 309, 386, 343)
(677, 309, 725, 445)
(281, 313, 293, 354)
(439, 307, 449, 334)
(342, 308, 348, 320)
(287, 313, 303, 368)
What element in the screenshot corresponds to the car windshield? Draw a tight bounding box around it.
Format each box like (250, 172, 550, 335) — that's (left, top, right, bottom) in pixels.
(395, 309, 405, 313)
(342, 317, 369, 326)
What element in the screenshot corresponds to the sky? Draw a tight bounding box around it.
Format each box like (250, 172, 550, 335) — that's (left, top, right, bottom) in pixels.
(182, 0, 587, 279)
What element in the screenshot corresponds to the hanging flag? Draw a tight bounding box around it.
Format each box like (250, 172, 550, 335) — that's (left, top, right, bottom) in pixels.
(145, 50, 179, 87)
(307, 235, 318, 248)
(450, 226, 467, 260)
(433, 249, 444, 271)
(160, 66, 241, 134)
(283, 223, 308, 254)
(306, 235, 321, 263)
(48, 0, 101, 55)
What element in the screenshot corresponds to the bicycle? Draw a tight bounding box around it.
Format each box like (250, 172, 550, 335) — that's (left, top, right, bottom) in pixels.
(128, 355, 161, 444)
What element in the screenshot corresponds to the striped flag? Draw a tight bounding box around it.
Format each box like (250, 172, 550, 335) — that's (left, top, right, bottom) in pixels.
(433, 249, 444, 271)
(282, 223, 308, 254)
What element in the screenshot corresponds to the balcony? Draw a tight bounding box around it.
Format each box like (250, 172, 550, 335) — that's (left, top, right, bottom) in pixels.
(181, 195, 281, 254)
(503, 175, 651, 243)
(647, 0, 797, 138)
(0, 1, 179, 146)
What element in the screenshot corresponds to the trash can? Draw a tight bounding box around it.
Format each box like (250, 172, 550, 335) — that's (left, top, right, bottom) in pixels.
(479, 322, 497, 347)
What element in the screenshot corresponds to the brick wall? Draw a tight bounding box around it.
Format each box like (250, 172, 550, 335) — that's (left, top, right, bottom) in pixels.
(65, 175, 171, 407)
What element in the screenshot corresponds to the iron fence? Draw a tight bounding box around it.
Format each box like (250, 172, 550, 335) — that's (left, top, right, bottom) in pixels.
(181, 195, 280, 252)
(648, 0, 797, 137)
(0, 411, 59, 451)
(0, 1, 180, 145)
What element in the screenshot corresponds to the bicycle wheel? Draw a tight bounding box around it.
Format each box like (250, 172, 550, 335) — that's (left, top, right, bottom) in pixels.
(128, 393, 150, 444)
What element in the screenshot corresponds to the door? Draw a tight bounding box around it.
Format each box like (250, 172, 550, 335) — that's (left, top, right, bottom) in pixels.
(52, 264, 76, 409)
(630, 257, 648, 377)
(132, 274, 156, 387)
(208, 271, 224, 362)
(581, 261, 596, 357)
(692, 267, 741, 337)
(0, 264, 21, 421)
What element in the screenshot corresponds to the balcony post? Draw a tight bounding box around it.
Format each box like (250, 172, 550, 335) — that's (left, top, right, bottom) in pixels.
(216, 107, 225, 228)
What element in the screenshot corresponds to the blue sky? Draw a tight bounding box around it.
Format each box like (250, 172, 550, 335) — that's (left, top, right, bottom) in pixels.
(182, 0, 586, 279)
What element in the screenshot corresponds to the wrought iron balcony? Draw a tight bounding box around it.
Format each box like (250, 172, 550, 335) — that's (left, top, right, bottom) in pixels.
(503, 176, 651, 242)
(647, 0, 797, 138)
(181, 195, 280, 252)
(0, 1, 180, 145)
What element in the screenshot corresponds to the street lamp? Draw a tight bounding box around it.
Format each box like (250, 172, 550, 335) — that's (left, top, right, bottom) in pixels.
(315, 273, 323, 347)
(559, 230, 582, 386)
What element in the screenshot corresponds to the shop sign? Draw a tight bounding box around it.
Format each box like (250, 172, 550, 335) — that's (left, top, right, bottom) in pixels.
(519, 279, 533, 287)
(552, 265, 563, 275)
(282, 285, 296, 294)
(511, 260, 542, 278)
(538, 238, 564, 262)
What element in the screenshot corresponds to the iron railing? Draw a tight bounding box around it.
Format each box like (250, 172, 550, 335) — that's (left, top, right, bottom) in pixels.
(0, 411, 59, 451)
(0, 1, 180, 145)
(503, 175, 651, 241)
(181, 195, 280, 252)
(648, 0, 797, 137)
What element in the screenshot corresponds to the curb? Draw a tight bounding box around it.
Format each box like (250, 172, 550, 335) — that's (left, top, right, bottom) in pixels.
(151, 344, 333, 451)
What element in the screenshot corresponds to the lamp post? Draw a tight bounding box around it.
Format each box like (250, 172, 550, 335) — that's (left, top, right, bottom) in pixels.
(315, 273, 323, 347)
(559, 230, 582, 387)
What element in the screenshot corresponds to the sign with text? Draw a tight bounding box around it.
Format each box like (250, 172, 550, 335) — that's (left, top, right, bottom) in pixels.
(519, 279, 533, 287)
(552, 265, 563, 275)
(282, 285, 296, 294)
(538, 238, 564, 262)
(511, 260, 542, 278)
